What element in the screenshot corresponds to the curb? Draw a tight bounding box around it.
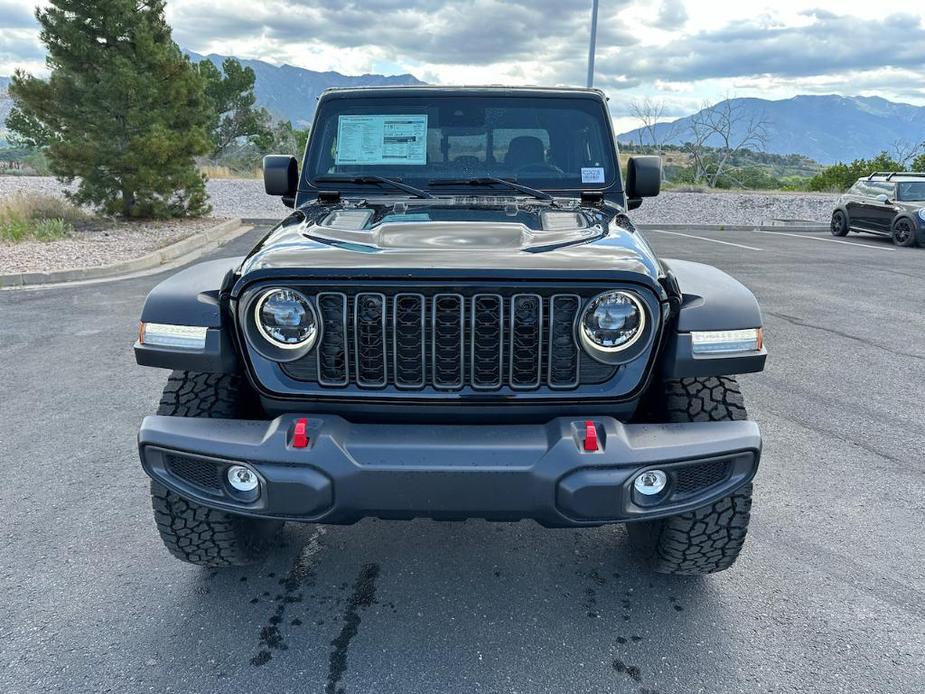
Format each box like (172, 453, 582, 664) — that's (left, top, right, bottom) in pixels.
(636, 223, 828, 232)
(0, 218, 252, 289)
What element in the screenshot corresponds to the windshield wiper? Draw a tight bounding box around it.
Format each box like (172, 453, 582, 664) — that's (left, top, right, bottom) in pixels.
(316, 175, 433, 199)
(427, 176, 555, 203)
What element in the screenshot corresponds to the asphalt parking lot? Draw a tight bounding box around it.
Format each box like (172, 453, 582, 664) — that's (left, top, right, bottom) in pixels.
(1, 224, 923, 694)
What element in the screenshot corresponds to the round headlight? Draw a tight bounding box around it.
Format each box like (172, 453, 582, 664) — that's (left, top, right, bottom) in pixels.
(579, 291, 645, 353)
(255, 288, 318, 349)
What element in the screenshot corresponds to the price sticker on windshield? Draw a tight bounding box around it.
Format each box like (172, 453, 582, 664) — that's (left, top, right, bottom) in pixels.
(335, 114, 428, 165)
(581, 167, 605, 184)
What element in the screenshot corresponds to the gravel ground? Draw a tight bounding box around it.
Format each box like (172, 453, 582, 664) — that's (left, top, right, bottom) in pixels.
(630, 189, 838, 225)
(0, 218, 226, 274)
(1, 176, 839, 227)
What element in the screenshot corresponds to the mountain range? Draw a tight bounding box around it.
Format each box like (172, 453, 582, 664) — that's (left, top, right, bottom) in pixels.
(618, 95, 925, 164)
(186, 51, 424, 128)
(0, 55, 423, 142)
(2, 55, 924, 165)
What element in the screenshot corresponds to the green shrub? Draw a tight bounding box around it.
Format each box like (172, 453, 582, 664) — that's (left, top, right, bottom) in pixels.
(807, 153, 902, 192)
(0, 193, 89, 242)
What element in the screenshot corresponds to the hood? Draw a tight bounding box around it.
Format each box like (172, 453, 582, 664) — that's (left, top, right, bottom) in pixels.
(235, 197, 661, 291)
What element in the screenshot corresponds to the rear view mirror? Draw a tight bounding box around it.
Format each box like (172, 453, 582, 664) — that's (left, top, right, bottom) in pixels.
(263, 155, 299, 207)
(625, 156, 661, 209)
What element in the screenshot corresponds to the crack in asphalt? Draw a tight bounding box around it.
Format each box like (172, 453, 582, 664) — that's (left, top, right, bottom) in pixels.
(763, 402, 906, 467)
(766, 311, 925, 362)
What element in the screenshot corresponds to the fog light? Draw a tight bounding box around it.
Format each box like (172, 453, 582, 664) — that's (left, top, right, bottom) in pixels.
(227, 465, 259, 492)
(634, 469, 667, 496)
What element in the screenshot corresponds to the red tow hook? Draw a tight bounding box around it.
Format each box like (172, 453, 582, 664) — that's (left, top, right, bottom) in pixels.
(292, 418, 310, 449)
(583, 420, 599, 452)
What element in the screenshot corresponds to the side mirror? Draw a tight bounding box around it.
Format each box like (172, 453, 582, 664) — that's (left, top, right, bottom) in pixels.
(625, 156, 661, 209)
(875, 193, 890, 204)
(263, 155, 299, 208)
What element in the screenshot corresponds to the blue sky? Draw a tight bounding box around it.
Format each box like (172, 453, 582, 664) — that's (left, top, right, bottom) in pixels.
(2, 0, 924, 130)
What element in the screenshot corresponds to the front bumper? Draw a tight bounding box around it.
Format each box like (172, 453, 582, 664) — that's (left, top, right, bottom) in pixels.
(138, 415, 761, 527)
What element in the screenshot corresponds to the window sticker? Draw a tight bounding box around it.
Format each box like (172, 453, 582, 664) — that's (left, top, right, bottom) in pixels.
(581, 167, 605, 184)
(335, 114, 428, 165)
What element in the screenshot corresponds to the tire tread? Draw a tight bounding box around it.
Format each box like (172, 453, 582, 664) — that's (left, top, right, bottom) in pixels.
(630, 376, 753, 575)
(149, 371, 280, 567)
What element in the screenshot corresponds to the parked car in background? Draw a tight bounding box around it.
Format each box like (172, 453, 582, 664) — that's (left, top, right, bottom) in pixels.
(831, 172, 925, 247)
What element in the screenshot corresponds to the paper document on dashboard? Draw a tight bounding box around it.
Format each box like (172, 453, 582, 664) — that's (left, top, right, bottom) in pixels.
(335, 114, 428, 165)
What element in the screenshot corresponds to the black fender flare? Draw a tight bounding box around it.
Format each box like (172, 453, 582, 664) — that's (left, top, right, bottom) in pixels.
(135, 258, 244, 373)
(660, 258, 767, 378)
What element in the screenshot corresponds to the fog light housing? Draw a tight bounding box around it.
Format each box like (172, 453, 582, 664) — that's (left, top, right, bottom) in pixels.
(227, 465, 259, 493)
(633, 469, 667, 496)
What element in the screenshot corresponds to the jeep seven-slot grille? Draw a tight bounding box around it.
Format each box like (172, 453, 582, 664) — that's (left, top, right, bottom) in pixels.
(283, 290, 611, 391)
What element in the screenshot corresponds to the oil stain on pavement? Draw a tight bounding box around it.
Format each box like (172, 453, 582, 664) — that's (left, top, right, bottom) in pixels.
(325, 562, 381, 694)
(251, 527, 327, 666)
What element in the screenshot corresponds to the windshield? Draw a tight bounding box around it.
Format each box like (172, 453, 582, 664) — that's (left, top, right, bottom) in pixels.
(304, 94, 618, 194)
(897, 181, 925, 201)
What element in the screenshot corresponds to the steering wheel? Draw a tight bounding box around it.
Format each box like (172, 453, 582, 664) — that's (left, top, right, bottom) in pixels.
(515, 162, 565, 177)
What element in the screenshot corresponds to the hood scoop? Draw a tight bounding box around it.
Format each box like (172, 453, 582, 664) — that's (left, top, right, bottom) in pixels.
(377, 222, 527, 249)
(305, 220, 602, 251)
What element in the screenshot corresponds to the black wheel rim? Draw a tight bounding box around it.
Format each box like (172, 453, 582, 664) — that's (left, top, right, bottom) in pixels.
(895, 221, 913, 244)
(831, 212, 843, 234)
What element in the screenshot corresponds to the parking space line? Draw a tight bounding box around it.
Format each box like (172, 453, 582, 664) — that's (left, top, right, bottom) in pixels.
(751, 229, 896, 252)
(648, 229, 763, 251)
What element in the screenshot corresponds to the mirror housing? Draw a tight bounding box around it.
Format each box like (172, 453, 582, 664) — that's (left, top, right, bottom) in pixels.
(263, 155, 299, 208)
(875, 193, 890, 204)
(625, 156, 662, 209)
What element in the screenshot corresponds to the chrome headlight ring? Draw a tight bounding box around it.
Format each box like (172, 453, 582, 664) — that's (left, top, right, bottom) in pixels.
(246, 287, 321, 362)
(577, 290, 651, 365)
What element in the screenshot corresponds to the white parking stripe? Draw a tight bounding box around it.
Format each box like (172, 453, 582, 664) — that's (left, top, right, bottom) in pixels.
(751, 229, 896, 251)
(648, 229, 764, 251)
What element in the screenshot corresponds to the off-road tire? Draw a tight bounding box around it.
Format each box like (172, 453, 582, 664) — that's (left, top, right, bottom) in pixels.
(151, 482, 282, 567)
(891, 218, 917, 247)
(830, 210, 849, 236)
(628, 376, 753, 574)
(157, 371, 245, 418)
(150, 371, 282, 567)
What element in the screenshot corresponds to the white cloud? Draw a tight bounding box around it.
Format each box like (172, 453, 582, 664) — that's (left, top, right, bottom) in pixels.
(1, 0, 924, 115)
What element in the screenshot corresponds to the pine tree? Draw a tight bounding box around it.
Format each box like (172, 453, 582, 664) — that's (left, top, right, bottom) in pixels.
(7, 0, 211, 218)
(197, 57, 274, 157)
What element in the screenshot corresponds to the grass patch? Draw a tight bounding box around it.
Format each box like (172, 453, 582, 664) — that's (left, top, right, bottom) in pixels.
(0, 193, 91, 243)
(199, 164, 261, 179)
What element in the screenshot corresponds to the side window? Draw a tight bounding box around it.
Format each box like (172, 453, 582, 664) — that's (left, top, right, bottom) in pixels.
(877, 182, 896, 198)
(855, 181, 890, 198)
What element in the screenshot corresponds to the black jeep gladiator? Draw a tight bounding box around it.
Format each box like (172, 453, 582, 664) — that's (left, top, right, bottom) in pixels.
(135, 86, 767, 575)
